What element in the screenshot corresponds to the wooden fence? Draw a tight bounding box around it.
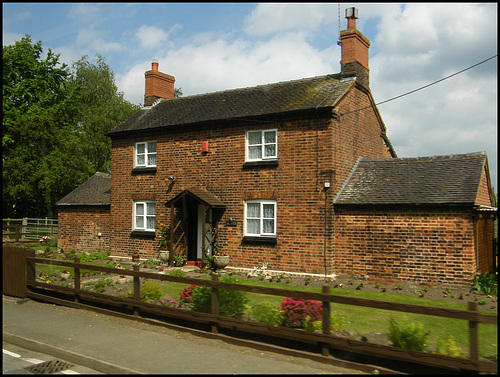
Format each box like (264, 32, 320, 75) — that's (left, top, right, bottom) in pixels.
(4, 247, 491, 374)
(2, 223, 58, 243)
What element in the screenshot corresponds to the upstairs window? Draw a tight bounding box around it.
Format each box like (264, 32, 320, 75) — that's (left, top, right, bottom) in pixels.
(246, 129, 277, 162)
(135, 141, 157, 168)
(244, 200, 276, 237)
(134, 201, 156, 231)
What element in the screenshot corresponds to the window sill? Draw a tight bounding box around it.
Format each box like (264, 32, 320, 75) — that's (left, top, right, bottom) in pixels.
(243, 160, 278, 169)
(130, 230, 156, 238)
(132, 167, 157, 174)
(242, 236, 277, 245)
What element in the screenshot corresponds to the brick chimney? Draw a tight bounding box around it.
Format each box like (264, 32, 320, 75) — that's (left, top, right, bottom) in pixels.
(144, 60, 176, 106)
(339, 7, 370, 89)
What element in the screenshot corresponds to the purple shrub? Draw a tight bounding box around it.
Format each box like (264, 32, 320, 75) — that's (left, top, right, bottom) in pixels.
(281, 297, 322, 328)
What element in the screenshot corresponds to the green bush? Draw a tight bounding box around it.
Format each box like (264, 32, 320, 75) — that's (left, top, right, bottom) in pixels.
(388, 316, 430, 351)
(435, 336, 464, 358)
(190, 276, 249, 318)
(472, 271, 497, 295)
(92, 277, 114, 293)
(249, 303, 283, 326)
(140, 281, 163, 302)
(310, 312, 347, 333)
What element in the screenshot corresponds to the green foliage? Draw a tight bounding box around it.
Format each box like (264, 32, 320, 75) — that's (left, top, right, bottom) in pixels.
(92, 277, 114, 292)
(140, 281, 163, 302)
(312, 312, 348, 333)
(249, 303, 283, 326)
(388, 316, 430, 351)
(2, 37, 139, 218)
(435, 336, 464, 358)
(190, 276, 249, 318)
(472, 271, 497, 295)
(169, 269, 186, 277)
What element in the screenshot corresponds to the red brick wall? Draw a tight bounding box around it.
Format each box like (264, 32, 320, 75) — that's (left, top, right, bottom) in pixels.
(58, 206, 110, 253)
(333, 207, 477, 287)
(475, 216, 495, 274)
(109, 86, 392, 271)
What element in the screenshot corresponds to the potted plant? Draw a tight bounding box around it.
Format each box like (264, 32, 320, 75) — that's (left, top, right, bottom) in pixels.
(118, 274, 127, 284)
(157, 225, 171, 264)
(212, 251, 229, 270)
(61, 270, 70, 280)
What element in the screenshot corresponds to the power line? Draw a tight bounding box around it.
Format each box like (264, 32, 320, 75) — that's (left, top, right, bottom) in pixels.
(340, 54, 497, 116)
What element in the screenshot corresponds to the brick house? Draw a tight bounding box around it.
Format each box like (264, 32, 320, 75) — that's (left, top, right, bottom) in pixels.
(57, 9, 496, 285)
(57, 172, 111, 253)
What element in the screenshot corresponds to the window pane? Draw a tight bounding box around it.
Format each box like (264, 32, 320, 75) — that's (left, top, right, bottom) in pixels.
(136, 203, 144, 215)
(147, 141, 156, 152)
(248, 146, 262, 160)
(247, 203, 260, 218)
(264, 144, 276, 157)
(247, 219, 260, 234)
(147, 154, 157, 166)
(136, 143, 145, 154)
(136, 155, 145, 165)
(263, 219, 274, 234)
(264, 131, 276, 144)
(146, 203, 155, 215)
(248, 131, 261, 145)
(135, 216, 144, 228)
(263, 204, 274, 218)
(146, 216, 155, 230)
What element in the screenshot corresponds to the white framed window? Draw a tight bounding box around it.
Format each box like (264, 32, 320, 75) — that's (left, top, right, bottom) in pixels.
(135, 141, 157, 167)
(244, 200, 277, 236)
(246, 129, 277, 162)
(134, 201, 156, 231)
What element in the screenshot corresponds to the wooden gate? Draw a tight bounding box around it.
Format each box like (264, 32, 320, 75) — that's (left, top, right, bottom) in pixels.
(3, 244, 33, 297)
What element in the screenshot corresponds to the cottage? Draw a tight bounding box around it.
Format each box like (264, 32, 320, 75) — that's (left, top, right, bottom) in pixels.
(57, 8, 496, 286)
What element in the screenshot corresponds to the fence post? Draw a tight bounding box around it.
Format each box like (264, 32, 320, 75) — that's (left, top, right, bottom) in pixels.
(133, 264, 140, 316)
(74, 257, 81, 303)
(468, 301, 479, 361)
(211, 274, 220, 334)
(321, 285, 331, 356)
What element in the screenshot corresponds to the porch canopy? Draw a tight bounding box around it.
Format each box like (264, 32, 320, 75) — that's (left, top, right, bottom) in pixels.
(164, 187, 226, 264)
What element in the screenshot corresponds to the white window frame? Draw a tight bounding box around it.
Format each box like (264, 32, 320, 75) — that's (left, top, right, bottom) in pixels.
(245, 129, 278, 162)
(135, 141, 157, 168)
(133, 200, 156, 232)
(244, 200, 277, 237)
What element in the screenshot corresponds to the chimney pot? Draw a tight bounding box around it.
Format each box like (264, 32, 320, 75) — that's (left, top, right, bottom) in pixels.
(152, 59, 159, 71)
(346, 7, 358, 29)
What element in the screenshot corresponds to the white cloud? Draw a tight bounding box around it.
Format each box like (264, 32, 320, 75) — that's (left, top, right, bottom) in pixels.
(135, 25, 170, 50)
(76, 29, 122, 53)
(244, 3, 337, 36)
(2, 31, 24, 46)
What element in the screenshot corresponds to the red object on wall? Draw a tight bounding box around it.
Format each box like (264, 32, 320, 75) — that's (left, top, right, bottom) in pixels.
(202, 141, 209, 152)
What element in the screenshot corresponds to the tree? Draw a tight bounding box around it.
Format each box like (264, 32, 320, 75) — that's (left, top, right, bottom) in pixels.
(2, 37, 139, 218)
(3, 36, 81, 218)
(66, 55, 139, 174)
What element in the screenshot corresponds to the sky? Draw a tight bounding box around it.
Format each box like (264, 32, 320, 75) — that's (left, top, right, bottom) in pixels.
(3, 3, 498, 193)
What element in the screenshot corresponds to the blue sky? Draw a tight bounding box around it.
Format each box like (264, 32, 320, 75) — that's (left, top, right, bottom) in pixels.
(3, 3, 498, 192)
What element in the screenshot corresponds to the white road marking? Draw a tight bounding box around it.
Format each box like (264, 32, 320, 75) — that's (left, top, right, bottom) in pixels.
(3, 349, 21, 358)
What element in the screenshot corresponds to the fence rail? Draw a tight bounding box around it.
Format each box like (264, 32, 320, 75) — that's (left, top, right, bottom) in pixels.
(2, 223, 58, 243)
(20, 253, 497, 374)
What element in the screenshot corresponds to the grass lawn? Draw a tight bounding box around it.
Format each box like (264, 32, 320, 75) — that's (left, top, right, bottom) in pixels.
(161, 277, 497, 359)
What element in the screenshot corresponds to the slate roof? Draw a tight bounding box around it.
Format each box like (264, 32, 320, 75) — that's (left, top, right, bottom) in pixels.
(165, 187, 226, 209)
(57, 172, 111, 206)
(108, 74, 355, 136)
(334, 152, 488, 206)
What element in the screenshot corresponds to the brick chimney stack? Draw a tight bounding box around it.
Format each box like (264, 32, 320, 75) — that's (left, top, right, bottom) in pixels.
(144, 60, 176, 106)
(339, 7, 370, 89)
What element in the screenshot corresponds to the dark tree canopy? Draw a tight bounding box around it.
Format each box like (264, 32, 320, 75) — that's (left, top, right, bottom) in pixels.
(2, 36, 139, 218)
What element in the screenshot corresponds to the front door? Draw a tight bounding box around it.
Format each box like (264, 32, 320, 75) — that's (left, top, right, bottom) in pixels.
(197, 205, 214, 259)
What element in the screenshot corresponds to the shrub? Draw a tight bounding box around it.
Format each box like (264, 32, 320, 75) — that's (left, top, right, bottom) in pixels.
(435, 336, 464, 358)
(140, 281, 163, 302)
(311, 312, 348, 333)
(388, 316, 430, 351)
(472, 271, 497, 295)
(169, 269, 186, 277)
(190, 276, 249, 318)
(179, 284, 197, 304)
(281, 297, 322, 328)
(249, 303, 283, 326)
(92, 277, 114, 293)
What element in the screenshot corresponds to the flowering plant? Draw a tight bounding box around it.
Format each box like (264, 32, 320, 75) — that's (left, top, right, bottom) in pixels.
(39, 236, 51, 246)
(160, 298, 178, 308)
(281, 297, 322, 328)
(213, 251, 227, 256)
(63, 270, 69, 274)
(180, 284, 197, 303)
(120, 275, 126, 278)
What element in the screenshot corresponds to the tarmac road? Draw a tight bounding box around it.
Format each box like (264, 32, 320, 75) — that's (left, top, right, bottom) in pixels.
(3, 295, 363, 374)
